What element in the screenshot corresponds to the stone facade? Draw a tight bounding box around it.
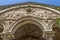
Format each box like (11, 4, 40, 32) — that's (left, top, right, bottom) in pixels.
(0, 2, 60, 40)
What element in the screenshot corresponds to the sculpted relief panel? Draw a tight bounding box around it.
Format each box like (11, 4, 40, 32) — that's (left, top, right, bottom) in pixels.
(0, 8, 59, 20)
(0, 7, 59, 33)
(0, 7, 59, 32)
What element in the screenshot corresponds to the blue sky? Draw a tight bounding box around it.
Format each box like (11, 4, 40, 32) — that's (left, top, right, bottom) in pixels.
(0, 0, 60, 6)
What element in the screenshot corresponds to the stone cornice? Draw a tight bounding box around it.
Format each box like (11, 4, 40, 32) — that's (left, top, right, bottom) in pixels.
(0, 2, 57, 10)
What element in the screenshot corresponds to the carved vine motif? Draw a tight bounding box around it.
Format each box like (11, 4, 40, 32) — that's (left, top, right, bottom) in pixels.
(0, 8, 59, 20)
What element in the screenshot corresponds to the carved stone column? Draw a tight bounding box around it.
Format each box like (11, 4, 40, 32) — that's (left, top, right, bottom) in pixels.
(0, 32, 15, 40)
(44, 31, 55, 40)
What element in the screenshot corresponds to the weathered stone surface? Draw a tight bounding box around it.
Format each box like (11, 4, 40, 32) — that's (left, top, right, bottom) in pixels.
(0, 2, 60, 40)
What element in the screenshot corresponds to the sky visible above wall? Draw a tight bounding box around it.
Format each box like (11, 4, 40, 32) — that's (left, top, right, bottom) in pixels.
(0, 0, 60, 6)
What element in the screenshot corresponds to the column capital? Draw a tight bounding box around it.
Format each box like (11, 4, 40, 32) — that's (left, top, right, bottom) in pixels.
(43, 31, 55, 40)
(0, 32, 15, 40)
(44, 31, 55, 37)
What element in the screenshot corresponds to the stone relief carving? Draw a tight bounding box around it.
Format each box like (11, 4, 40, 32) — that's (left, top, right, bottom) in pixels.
(0, 8, 59, 32)
(0, 9, 27, 19)
(3, 21, 15, 32)
(0, 4, 59, 40)
(44, 31, 55, 40)
(0, 8, 59, 20)
(0, 7, 59, 33)
(0, 32, 15, 40)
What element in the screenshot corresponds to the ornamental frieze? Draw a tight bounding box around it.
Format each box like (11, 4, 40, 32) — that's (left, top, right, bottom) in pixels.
(0, 8, 60, 20)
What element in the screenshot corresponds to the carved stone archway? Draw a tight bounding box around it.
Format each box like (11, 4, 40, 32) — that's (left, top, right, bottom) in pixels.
(13, 22, 44, 40)
(13, 19, 44, 40)
(11, 17, 45, 33)
(0, 2, 60, 40)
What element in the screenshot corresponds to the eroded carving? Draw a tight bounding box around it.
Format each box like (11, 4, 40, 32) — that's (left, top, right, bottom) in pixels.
(0, 8, 59, 20)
